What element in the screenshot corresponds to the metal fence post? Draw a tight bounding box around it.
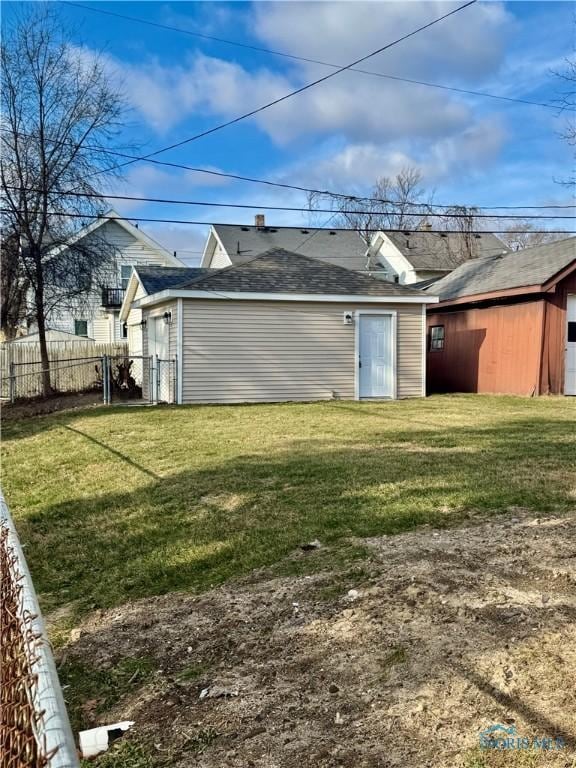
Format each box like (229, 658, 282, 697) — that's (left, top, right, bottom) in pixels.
(173, 355, 178, 405)
(102, 355, 109, 405)
(9, 362, 16, 403)
(155, 354, 160, 404)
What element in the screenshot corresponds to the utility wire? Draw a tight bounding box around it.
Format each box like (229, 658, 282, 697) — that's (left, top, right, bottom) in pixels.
(2, 208, 572, 235)
(77, 0, 479, 179)
(4, 186, 574, 220)
(5, 128, 574, 211)
(65, 1, 562, 112)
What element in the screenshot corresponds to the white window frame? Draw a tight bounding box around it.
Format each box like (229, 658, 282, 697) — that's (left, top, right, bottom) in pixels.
(74, 319, 89, 337)
(120, 265, 133, 291)
(354, 310, 397, 401)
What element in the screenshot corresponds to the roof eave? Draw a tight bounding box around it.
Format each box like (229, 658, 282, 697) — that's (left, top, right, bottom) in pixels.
(133, 289, 439, 308)
(433, 283, 544, 308)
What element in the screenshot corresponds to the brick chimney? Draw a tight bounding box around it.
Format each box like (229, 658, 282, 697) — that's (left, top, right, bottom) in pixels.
(254, 214, 265, 227)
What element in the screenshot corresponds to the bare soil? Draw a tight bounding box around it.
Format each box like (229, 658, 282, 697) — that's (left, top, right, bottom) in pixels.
(58, 510, 576, 767)
(1, 390, 102, 420)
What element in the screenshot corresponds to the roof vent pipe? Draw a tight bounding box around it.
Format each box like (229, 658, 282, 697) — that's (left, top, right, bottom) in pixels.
(255, 214, 265, 227)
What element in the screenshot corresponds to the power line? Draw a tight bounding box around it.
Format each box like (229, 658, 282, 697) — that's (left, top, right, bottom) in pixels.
(6, 128, 575, 212)
(3, 208, 573, 235)
(4, 186, 575, 219)
(65, 1, 562, 112)
(78, 0, 479, 179)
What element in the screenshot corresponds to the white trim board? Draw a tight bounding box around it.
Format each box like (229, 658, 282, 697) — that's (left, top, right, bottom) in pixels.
(135, 289, 439, 308)
(177, 297, 183, 405)
(354, 310, 397, 401)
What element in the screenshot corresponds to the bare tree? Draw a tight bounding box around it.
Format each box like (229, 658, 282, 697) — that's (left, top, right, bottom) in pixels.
(308, 168, 432, 249)
(499, 221, 566, 252)
(435, 205, 483, 263)
(1, 5, 127, 394)
(0, 229, 29, 340)
(555, 53, 576, 187)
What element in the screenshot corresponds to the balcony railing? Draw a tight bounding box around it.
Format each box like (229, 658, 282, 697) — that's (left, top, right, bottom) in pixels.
(101, 287, 125, 308)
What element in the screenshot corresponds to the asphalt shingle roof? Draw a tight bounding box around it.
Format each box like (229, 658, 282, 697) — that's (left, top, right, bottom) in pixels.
(136, 266, 211, 294)
(213, 225, 368, 270)
(177, 248, 429, 297)
(384, 230, 508, 270)
(213, 224, 508, 272)
(428, 237, 576, 301)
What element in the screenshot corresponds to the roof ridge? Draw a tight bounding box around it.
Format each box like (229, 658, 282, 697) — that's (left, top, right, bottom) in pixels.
(172, 250, 274, 290)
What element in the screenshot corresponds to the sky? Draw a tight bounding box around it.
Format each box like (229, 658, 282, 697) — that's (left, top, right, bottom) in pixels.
(5, 1, 576, 263)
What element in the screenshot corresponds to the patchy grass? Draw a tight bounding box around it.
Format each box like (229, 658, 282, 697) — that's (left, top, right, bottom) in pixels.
(60, 656, 155, 732)
(2, 396, 575, 623)
(81, 738, 154, 768)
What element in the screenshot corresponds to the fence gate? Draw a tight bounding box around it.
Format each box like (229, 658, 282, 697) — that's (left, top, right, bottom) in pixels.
(103, 354, 147, 404)
(103, 355, 177, 405)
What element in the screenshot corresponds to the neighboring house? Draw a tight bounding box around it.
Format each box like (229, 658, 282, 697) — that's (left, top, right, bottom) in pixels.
(200, 216, 507, 285)
(9, 329, 92, 345)
(120, 248, 438, 404)
(36, 211, 183, 343)
(425, 237, 576, 396)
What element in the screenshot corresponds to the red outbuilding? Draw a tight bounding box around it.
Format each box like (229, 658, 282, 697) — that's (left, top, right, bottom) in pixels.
(426, 237, 576, 396)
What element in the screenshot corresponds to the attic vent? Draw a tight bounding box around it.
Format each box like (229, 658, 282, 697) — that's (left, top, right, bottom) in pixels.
(241, 226, 250, 231)
(269, 228, 278, 233)
(440, 233, 448, 238)
(329, 231, 336, 235)
(403, 231, 411, 236)
(474, 234, 482, 239)
(300, 229, 309, 234)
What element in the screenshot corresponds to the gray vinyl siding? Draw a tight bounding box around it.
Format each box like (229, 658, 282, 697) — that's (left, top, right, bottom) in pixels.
(179, 299, 424, 404)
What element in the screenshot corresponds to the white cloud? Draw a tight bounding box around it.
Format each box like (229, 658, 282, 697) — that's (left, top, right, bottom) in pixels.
(254, 1, 511, 83)
(82, 0, 512, 145)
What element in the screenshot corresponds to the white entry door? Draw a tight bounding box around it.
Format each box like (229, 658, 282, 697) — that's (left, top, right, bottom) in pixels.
(565, 295, 576, 396)
(358, 314, 395, 398)
(148, 316, 170, 402)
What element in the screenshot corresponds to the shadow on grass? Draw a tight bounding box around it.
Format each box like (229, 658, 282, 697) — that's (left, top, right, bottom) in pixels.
(15, 413, 575, 617)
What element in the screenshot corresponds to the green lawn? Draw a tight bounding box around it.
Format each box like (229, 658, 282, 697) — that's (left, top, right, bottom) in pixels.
(2, 396, 575, 620)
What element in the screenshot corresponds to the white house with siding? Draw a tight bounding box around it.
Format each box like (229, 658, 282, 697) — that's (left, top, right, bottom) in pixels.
(120, 249, 438, 405)
(39, 211, 183, 343)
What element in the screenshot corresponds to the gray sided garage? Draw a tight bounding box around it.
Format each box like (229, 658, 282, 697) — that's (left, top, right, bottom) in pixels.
(122, 249, 437, 404)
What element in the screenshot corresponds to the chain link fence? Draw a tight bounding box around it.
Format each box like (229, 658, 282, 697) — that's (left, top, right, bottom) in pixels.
(1, 351, 177, 405)
(1, 357, 104, 401)
(0, 492, 79, 768)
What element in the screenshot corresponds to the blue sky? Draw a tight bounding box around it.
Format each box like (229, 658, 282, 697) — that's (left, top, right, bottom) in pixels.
(6, 1, 576, 262)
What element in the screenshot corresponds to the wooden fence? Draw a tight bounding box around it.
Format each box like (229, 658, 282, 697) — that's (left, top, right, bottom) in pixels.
(0, 341, 128, 400)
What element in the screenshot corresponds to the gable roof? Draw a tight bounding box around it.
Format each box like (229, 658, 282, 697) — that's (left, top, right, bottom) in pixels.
(47, 210, 183, 267)
(135, 266, 211, 294)
(209, 224, 508, 273)
(384, 230, 508, 271)
(174, 248, 430, 297)
(211, 225, 368, 270)
(429, 236, 576, 303)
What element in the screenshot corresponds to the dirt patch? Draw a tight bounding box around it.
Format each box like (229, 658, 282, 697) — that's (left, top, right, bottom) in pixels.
(58, 510, 576, 767)
(1, 390, 102, 420)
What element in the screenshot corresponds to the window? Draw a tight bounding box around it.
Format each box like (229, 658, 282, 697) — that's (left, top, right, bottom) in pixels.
(121, 322, 128, 339)
(74, 319, 88, 337)
(568, 322, 576, 343)
(429, 325, 445, 351)
(120, 265, 133, 290)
